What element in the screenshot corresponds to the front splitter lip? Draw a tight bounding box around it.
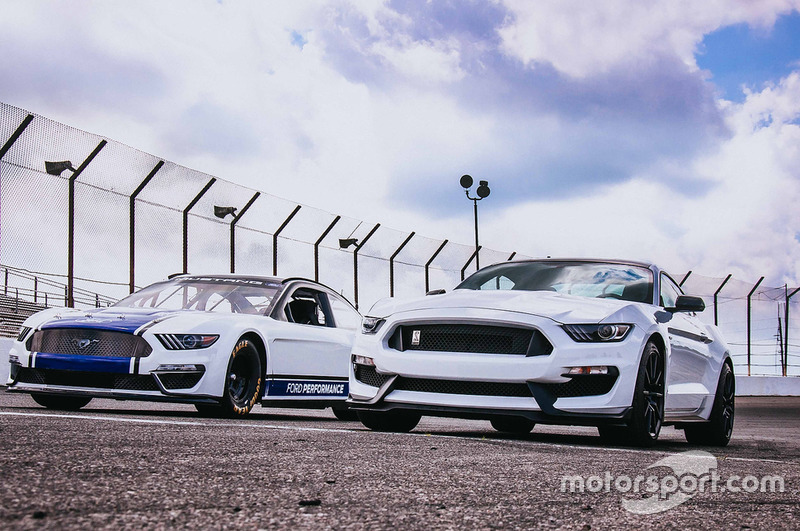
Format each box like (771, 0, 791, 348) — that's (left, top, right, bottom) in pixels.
(5, 383, 219, 405)
(347, 399, 633, 426)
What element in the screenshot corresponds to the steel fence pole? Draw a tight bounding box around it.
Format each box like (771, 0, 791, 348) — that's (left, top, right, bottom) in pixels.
(67, 140, 107, 307)
(679, 271, 692, 287)
(314, 216, 341, 282)
(0, 114, 33, 160)
(182, 178, 216, 274)
(746, 277, 764, 376)
(389, 232, 415, 297)
(713, 274, 732, 327)
(353, 223, 380, 310)
(272, 205, 301, 276)
(786, 287, 800, 377)
(460, 246, 481, 281)
(129, 161, 164, 293)
(230, 192, 260, 274)
(425, 240, 449, 293)
(507, 252, 516, 261)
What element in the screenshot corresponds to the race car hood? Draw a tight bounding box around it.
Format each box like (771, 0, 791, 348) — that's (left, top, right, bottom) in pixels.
(38, 307, 191, 334)
(369, 289, 643, 324)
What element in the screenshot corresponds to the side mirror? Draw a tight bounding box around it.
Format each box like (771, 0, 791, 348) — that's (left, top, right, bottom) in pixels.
(669, 295, 705, 313)
(426, 289, 446, 296)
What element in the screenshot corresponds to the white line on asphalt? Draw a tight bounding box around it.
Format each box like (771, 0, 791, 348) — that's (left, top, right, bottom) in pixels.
(0, 410, 795, 466)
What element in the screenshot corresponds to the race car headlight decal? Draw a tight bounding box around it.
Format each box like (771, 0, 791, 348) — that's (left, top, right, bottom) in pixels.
(156, 334, 219, 350)
(361, 317, 385, 335)
(562, 324, 632, 342)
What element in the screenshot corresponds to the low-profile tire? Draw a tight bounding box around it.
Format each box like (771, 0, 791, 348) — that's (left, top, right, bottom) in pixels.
(31, 393, 92, 411)
(598, 341, 664, 447)
(357, 410, 421, 432)
(332, 406, 359, 421)
(219, 339, 263, 417)
(625, 340, 665, 447)
(490, 416, 535, 434)
(684, 363, 735, 447)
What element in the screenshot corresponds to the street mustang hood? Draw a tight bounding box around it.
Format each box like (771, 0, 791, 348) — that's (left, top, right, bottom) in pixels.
(369, 289, 641, 324)
(39, 307, 188, 334)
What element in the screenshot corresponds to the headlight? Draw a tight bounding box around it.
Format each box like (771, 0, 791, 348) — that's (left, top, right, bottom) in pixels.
(361, 317, 385, 335)
(562, 324, 632, 342)
(156, 334, 219, 350)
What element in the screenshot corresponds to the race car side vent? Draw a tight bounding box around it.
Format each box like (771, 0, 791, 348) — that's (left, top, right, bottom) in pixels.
(388, 324, 553, 356)
(541, 373, 618, 398)
(354, 365, 392, 388)
(29, 329, 152, 358)
(157, 372, 204, 390)
(393, 377, 533, 398)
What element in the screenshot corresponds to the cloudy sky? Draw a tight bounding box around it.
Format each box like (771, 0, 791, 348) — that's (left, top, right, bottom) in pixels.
(2, 0, 800, 287)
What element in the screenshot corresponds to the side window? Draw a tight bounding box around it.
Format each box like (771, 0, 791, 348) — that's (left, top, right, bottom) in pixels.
(659, 274, 683, 308)
(328, 295, 361, 331)
(283, 289, 331, 326)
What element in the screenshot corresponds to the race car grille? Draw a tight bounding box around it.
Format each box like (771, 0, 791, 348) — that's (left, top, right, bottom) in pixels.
(354, 365, 392, 388)
(157, 373, 204, 390)
(388, 324, 553, 356)
(393, 377, 533, 398)
(15, 368, 160, 391)
(30, 329, 152, 358)
(541, 375, 618, 398)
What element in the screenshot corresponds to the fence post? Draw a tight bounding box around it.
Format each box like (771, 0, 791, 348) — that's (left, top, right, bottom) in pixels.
(786, 287, 800, 377)
(389, 232, 415, 297)
(425, 240, 449, 293)
(746, 276, 764, 377)
(64, 286, 68, 306)
(14, 288, 18, 313)
(0, 114, 34, 160)
(4, 268, 7, 296)
(314, 216, 341, 282)
(353, 223, 380, 310)
(45, 292, 48, 308)
(182, 178, 216, 274)
(460, 246, 481, 281)
(272, 205, 302, 276)
(230, 192, 260, 274)
(679, 271, 692, 287)
(507, 252, 516, 261)
(713, 274, 732, 326)
(34, 277, 38, 303)
(130, 161, 164, 293)
(67, 140, 107, 307)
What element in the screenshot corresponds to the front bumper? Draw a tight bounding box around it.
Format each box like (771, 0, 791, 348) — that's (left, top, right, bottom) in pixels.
(347, 311, 647, 424)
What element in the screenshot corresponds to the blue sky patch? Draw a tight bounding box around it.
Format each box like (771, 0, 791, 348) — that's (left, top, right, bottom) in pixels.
(698, 12, 800, 102)
(291, 30, 308, 50)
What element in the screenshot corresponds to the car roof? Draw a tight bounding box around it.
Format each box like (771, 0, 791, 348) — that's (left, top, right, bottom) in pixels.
(502, 258, 656, 269)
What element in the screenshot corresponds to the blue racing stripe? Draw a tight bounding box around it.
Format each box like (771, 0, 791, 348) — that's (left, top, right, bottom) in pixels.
(35, 353, 131, 374)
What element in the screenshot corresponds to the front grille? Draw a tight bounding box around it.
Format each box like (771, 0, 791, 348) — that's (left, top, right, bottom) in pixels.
(157, 372, 204, 390)
(541, 375, 618, 398)
(354, 365, 392, 388)
(30, 329, 152, 358)
(393, 377, 533, 398)
(15, 368, 159, 391)
(388, 324, 552, 356)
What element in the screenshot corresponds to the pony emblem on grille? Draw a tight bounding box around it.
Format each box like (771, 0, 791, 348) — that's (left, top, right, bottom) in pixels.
(72, 338, 100, 350)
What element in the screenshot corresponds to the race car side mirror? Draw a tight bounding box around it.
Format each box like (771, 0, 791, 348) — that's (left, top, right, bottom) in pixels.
(668, 295, 705, 313)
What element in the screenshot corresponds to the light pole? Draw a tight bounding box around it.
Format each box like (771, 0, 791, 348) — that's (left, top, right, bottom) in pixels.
(460, 174, 490, 270)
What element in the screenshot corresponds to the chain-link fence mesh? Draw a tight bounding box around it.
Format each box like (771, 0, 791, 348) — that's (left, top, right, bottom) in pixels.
(1, 102, 798, 376)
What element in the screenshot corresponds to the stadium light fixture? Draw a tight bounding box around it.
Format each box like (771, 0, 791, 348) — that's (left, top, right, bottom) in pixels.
(45, 160, 76, 176)
(460, 174, 490, 270)
(339, 238, 359, 249)
(213, 205, 237, 219)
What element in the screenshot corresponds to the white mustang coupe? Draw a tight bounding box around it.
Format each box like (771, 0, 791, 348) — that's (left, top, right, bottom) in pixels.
(348, 259, 735, 446)
(8, 275, 362, 419)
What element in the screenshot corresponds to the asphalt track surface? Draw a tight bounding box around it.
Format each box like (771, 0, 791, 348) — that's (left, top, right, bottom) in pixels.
(0, 393, 798, 530)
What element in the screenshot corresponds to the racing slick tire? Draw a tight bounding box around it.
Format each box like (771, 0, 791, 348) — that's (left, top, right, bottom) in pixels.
(490, 416, 535, 434)
(331, 406, 359, 421)
(31, 393, 92, 411)
(219, 339, 263, 417)
(683, 363, 735, 447)
(357, 410, 421, 433)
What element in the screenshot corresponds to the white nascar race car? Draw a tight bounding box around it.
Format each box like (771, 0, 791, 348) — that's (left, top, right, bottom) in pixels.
(7, 275, 362, 419)
(349, 259, 735, 446)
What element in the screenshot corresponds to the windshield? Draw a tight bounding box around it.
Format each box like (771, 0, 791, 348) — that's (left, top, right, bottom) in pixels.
(456, 261, 653, 304)
(114, 276, 283, 314)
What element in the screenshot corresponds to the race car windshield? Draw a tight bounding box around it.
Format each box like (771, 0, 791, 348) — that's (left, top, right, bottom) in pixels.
(456, 261, 653, 304)
(114, 277, 282, 314)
